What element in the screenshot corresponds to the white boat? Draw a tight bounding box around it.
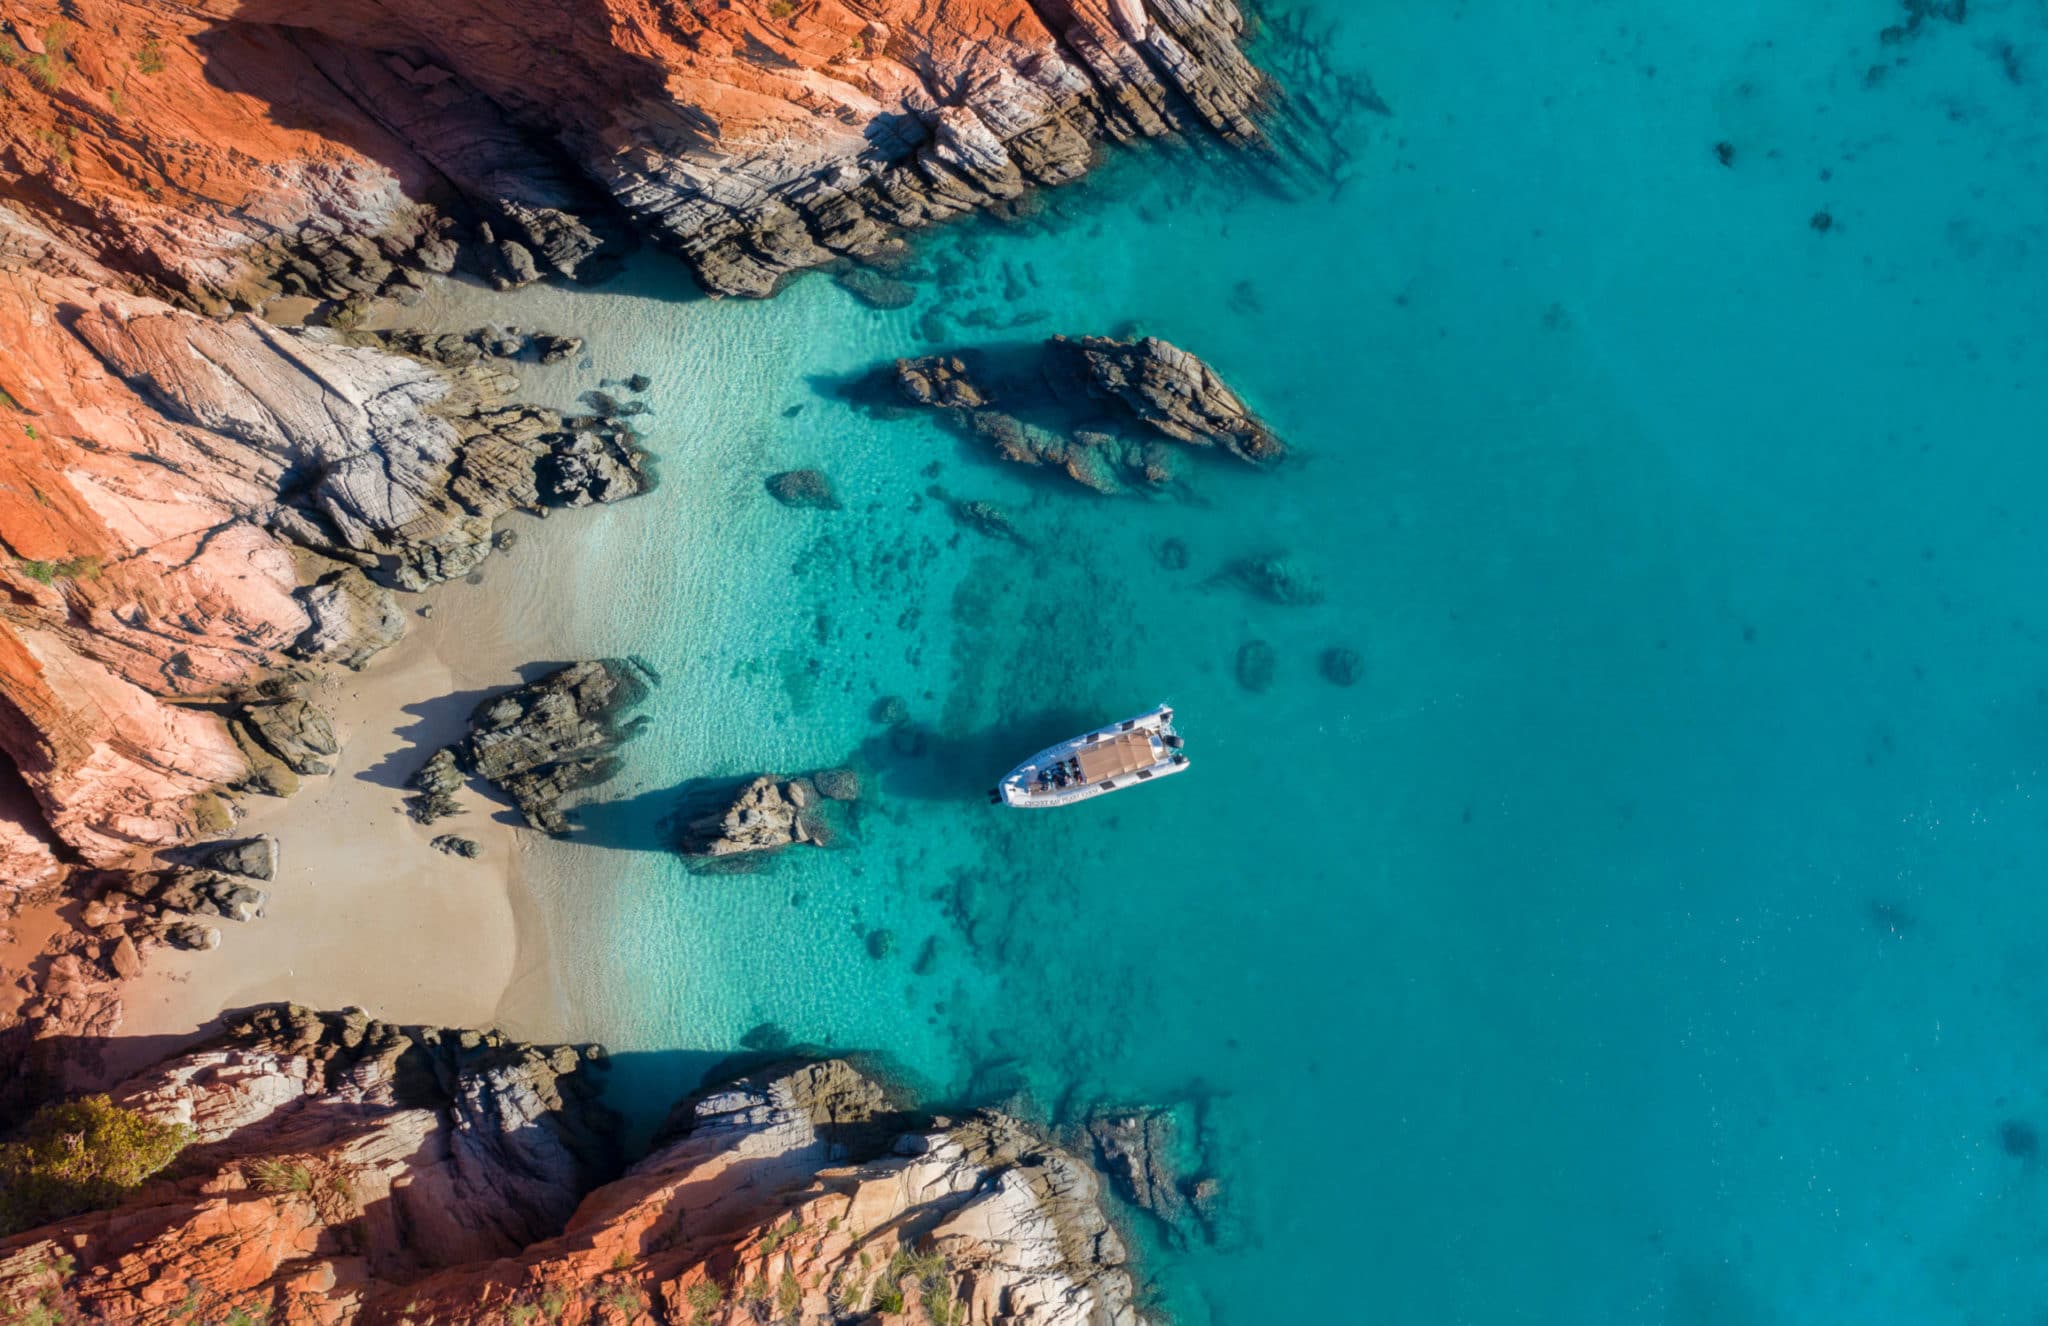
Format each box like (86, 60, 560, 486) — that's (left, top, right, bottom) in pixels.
(989, 705, 1189, 808)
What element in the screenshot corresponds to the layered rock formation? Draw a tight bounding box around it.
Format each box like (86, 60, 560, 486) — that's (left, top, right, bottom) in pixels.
(0, 1013, 1146, 1326)
(893, 334, 1285, 493)
(4, 0, 1288, 311)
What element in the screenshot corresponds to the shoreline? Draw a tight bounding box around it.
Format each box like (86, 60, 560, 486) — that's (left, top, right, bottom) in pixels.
(119, 520, 582, 1054)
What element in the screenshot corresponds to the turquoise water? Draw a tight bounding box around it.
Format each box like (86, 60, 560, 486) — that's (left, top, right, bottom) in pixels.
(430, 2, 2048, 1321)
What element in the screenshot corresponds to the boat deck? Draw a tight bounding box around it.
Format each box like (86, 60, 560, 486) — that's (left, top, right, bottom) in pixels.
(1077, 731, 1158, 782)
(993, 704, 1187, 807)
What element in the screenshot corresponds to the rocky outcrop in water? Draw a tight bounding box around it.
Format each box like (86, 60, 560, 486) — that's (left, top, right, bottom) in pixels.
(0, 1025, 1144, 1326)
(441, 659, 656, 836)
(678, 769, 861, 860)
(893, 335, 1284, 493)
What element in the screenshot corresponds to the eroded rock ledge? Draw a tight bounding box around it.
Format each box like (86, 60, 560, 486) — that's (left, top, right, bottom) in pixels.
(0, 1011, 1147, 1326)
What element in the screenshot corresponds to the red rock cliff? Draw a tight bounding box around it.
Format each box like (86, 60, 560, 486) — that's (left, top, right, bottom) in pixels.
(0, 1007, 1147, 1326)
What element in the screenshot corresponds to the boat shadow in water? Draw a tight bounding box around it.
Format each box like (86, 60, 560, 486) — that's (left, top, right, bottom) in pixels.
(565, 704, 1112, 851)
(857, 704, 1109, 804)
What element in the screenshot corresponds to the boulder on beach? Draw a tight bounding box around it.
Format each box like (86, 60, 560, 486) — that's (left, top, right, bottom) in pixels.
(453, 658, 656, 836)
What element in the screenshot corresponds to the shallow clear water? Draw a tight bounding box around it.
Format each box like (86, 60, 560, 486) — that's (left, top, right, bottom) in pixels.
(421, 2, 2048, 1321)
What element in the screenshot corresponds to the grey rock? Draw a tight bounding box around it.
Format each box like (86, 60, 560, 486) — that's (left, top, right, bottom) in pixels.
(539, 430, 648, 508)
(455, 659, 655, 835)
(406, 748, 465, 824)
(292, 568, 405, 669)
(432, 835, 482, 858)
(203, 835, 278, 881)
(241, 696, 340, 776)
(892, 336, 1279, 494)
(152, 869, 269, 923)
(163, 921, 221, 951)
(1059, 335, 1285, 463)
(677, 768, 852, 859)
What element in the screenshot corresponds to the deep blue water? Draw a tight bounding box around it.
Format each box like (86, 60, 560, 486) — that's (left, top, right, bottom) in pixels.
(424, 2, 2048, 1320)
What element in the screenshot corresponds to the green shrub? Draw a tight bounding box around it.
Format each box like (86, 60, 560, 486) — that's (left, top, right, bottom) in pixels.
(136, 38, 166, 75)
(25, 22, 69, 90)
(16, 556, 102, 584)
(683, 1279, 722, 1324)
(776, 1271, 801, 1314)
(246, 1158, 314, 1194)
(0, 1095, 192, 1236)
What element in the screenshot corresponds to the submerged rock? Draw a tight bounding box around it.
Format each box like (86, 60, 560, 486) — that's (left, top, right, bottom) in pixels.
(765, 469, 843, 510)
(949, 498, 1031, 546)
(1087, 1105, 1196, 1243)
(454, 659, 656, 836)
(833, 265, 918, 309)
(812, 766, 861, 801)
(1209, 552, 1326, 606)
(1320, 646, 1364, 687)
(1235, 640, 1277, 693)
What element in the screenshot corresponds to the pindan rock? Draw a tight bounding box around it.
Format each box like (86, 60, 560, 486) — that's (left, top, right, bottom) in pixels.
(0, 1021, 1146, 1326)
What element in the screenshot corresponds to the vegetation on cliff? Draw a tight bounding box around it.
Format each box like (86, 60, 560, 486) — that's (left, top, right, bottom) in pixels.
(0, 1096, 191, 1236)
